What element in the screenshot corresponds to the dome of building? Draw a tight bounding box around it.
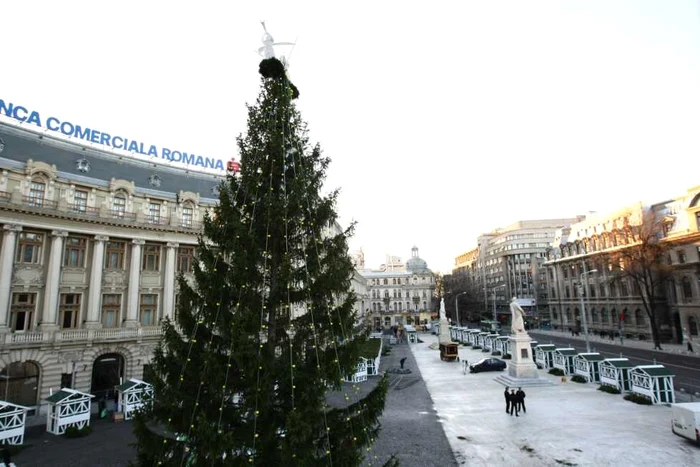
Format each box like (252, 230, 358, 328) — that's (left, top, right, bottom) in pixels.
(406, 246, 430, 273)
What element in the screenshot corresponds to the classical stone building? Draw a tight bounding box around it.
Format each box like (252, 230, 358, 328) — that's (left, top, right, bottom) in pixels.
(543, 186, 700, 343)
(453, 218, 583, 325)
(0, 120, 223, 420)
(361, 247, 435, 330)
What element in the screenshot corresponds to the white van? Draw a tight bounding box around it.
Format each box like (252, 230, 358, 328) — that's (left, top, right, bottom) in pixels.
(671, 402, 700, 445)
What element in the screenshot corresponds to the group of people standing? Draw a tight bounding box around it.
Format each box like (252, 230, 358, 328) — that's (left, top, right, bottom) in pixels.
(504, 387, 526, 416)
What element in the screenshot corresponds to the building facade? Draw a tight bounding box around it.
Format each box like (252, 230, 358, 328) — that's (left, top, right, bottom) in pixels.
(544, 187, 700, 343)
(453, 218, 584, 325)
(361, 247, 435, 330)
(0, 121, 223, 419)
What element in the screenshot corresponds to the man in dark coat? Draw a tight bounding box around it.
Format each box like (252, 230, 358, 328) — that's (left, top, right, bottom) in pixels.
(509, 389, 519, 416)
(504, 386, 510, 414)
(516, 387, 526, 413)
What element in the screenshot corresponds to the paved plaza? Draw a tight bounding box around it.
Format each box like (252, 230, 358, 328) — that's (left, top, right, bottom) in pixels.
(416, 333, 700, 466)
(12, 333, 700, 466)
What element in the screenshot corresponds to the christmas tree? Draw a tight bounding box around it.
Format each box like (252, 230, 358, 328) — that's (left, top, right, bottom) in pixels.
(131, 45, 388, 466)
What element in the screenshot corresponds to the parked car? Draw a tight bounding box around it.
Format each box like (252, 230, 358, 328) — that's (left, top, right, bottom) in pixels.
(469, 358, 506, 373)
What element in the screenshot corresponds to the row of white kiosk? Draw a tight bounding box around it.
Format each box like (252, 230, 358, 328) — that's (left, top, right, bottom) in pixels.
(0, 379, 153, 446)
(448, 326, 676, 406)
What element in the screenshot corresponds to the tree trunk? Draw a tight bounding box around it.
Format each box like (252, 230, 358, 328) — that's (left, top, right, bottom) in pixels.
(649, 308, 663, 350)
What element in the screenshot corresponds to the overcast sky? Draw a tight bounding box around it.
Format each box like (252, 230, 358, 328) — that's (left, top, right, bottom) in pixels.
(2, 1, 699, 273)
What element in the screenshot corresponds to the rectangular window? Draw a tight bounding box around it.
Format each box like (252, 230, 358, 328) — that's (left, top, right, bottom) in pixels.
(139, 294, 158, 326)
(15, 232, 43, 264)
(181, 206, 194, 228)
(177, 246, 195, 273)
(63, 237, 87, 267)
(59, 293, 81, 329)
(104, 241, 126, 269)
(113, 195, 126, 218)
(620, 281, 629, 297)
(11, 293, 36, 331)
(101, 294, 121, 328)
(28, 181, 45, 206)
(147, 202, 161, 224)
(142, 244, 161, 271)
(73, 189, 88, 213)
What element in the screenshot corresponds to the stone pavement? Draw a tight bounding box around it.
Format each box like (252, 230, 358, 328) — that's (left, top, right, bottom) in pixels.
(416, 333, 700, 466)
(364, 337, 457, 466)
(13, 417, 135, 466)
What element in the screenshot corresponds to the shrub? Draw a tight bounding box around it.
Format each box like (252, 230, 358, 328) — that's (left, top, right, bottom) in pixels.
(548, 368, 565, 376)
(64, 425, 92, 438)
(571, 375, 587, 383)
(624, 393, 652, 405)
(598, 385, 621, 394)
(502, 354, 512, 360)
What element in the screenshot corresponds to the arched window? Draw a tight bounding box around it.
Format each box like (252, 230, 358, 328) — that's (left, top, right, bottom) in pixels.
(682, 277, 693, 300)
(601, 309, 608, 324)
(635, 309, 645, 325)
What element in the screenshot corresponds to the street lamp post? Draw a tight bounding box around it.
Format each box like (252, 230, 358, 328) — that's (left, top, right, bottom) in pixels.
(455, 292, 468, 327)
(578, 269, 598, 353)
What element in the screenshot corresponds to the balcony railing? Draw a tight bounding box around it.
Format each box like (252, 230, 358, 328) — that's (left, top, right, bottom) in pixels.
(2, 326, 164, 346)
(23, 196, 58, 209)
(0, 192, 203, 232)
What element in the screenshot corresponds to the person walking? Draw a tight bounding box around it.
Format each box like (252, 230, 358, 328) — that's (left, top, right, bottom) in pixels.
(516, 388, 526, 414)
(504, 386, 510, 414)
(509, 389, 519, 417)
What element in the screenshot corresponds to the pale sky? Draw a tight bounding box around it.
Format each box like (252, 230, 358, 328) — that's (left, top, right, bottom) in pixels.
(2, 1, 699, 273)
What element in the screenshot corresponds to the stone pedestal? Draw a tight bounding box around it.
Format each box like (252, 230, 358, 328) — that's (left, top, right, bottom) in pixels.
(494, 332, 553, 387)
(507, 333, 539, 379)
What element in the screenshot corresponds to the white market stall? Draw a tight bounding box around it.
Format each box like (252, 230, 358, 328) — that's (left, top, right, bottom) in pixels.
(484, 334, 500, 353)
(552, 348, 578, 375)
(630, 365, 675, 404)
(45, 388, 95, 435)
(599, 358, 635, 392)
(534, 344, 557, 369)
(573, 353, 605, 382)
(0, 401, 29, 445)
(116, 379, 154, 420)
(494, 336, 510, 356)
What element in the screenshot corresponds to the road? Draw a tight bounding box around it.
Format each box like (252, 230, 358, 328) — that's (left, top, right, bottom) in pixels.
(528, 331, 700, 395)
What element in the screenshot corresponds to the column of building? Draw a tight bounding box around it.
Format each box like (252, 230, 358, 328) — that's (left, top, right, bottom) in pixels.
(125, 239, 145, 327)
(163, 242, 178, 320)
(85, 235, 109, 328)
(39, 230, 68, 331)
(0, 224, 22, 332)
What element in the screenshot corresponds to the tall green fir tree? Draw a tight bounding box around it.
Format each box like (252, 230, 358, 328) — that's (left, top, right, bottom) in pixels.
(131, 53, 388, 466)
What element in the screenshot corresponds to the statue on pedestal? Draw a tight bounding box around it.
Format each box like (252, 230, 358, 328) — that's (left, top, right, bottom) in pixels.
(510, 298, 526, 334)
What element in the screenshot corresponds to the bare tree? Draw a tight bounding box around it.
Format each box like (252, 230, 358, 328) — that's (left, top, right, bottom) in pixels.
(604, 208, 673, 350)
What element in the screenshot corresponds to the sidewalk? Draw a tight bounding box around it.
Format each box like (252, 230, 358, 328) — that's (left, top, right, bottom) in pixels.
(531, 328, 700, 358)
(412, 334, 700, 466)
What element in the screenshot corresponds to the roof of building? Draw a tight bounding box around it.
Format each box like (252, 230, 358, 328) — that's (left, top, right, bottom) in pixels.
(0, 122, 222, 201)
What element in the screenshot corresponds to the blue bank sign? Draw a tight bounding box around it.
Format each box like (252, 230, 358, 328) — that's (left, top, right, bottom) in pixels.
(0, 98, 224, 172)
